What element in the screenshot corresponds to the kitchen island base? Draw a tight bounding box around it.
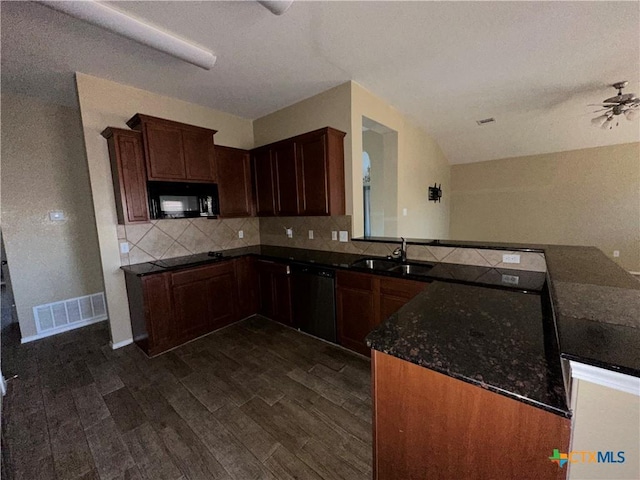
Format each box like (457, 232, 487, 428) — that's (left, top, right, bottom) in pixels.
(372, 350, 570, 480)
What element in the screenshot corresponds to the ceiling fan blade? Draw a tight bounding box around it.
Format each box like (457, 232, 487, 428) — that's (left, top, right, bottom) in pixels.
(592, 108, 612, 113)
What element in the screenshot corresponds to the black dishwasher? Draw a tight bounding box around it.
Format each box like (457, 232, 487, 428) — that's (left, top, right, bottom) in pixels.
(290, 264, 337, 343)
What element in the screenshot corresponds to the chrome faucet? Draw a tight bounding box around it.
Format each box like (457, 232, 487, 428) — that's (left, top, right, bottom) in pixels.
(392, 237, 408, 263)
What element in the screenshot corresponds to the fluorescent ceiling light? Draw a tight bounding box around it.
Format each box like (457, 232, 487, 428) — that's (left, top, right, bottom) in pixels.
(38, 1, 216, 70)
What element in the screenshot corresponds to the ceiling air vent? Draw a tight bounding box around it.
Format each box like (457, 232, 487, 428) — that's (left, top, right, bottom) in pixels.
(476, 118, 495, 126)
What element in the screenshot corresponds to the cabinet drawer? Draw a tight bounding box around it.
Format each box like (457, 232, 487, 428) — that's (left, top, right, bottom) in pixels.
(171, 261, 235, 286)
(336, 270, 374, 291)
(255, 259, 290, 275)
(379, 277, 427, 299)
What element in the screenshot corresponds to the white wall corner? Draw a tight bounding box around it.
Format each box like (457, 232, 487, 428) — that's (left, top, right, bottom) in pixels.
(570, 361, 640, 397)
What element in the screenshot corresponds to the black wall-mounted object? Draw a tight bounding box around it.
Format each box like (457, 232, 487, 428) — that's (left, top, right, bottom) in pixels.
(428, 183, 442, 203)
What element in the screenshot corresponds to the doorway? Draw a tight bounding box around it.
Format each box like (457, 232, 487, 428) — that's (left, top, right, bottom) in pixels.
(362, 117, 398, 237)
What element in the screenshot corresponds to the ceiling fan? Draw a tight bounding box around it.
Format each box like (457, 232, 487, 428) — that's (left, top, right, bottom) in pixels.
(590, 81, 640, 129)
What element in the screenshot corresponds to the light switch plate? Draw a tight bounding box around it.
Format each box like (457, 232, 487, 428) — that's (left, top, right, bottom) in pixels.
(502, 254, 521, 264)
(308, 230, 314, 240)
(286, 228, 293, 238)
(402, 208, 408, 216)
(238, 230, 244, 239)
(49, 210, 65, 221)
(119, 242, 130, 254)
(339, 231, 348, 242)
(331, 231, 338, 241)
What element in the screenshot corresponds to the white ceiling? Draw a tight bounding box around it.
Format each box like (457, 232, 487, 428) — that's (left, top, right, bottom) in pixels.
(2, 1, 639, 164)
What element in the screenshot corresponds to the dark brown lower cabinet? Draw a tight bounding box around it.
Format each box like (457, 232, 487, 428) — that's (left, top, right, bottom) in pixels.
(255, 259, 293, 326)
(124, 271, 176, 357)
(235, 256, 258, 319)
(372, 351, 570, 480)
(125, 259, 240, 357)
(171, 262, 238, 341)
(336, 271, 427, 356)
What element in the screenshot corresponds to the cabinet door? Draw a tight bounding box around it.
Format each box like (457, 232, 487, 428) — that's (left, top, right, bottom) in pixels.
(272, 272, 293, 325)
(336, 271, 376, 356)
(235, 257, 258, 318)
(207, 266, 238, 329)
(182, 128, 216, 182)
(378, 277, 427, 327)
(272, 142, 300, 216)
(144, 122, 186, 180)
(142, 273, 176, 354)
(172, 278, 211, 342)
(217, 146, 254, 217)
(252, 149, 276, 216)
(297, 133, 329, 215)
(257, 267, 275, 317)
(102, 128, 149, 224)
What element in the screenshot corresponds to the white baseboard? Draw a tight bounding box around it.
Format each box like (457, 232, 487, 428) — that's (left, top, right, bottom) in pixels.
(110, 338, 133, 350)
(570, 361, 640, 397)
(21, 317, 107, 344)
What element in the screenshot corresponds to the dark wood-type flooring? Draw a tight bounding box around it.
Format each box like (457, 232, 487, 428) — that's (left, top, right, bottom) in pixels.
(1, 316, 372, 480)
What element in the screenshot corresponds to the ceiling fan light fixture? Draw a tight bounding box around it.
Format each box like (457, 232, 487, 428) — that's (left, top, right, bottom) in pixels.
(590, 81, 640, 129)
(591, 114, 609, 127)
(601, 117, 614, 129)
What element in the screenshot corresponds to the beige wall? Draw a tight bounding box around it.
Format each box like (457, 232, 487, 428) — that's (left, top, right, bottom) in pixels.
(351, 82, 451, 239)
(1, 93, 104, 338)
(450, 143, 640, 272)
(569, 380, 640, 480)
(75, 73, 254, 346)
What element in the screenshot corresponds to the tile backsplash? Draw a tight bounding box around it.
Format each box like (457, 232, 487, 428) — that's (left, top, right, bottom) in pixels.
(118, 217, 260, 265)
(259, 216, 547, 272)
(118, 215, 545, 272)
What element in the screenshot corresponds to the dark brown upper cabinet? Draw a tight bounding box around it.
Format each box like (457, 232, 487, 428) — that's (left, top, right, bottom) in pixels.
(297, 128, 346, 216)
(101, 127, 150, 224)
(216, 146, 255, 217)
(272, 141, 300, 216)
(251, 127, 346, 217)
(252, 147, 276, 216)
(127, 114, 217, 183)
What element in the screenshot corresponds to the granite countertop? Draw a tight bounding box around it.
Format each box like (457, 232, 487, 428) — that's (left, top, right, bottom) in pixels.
(543, 246, 640, 377)
(365, 281, 568, 416)
(121, 245, 546, 293)
(121, 242, 640, 416)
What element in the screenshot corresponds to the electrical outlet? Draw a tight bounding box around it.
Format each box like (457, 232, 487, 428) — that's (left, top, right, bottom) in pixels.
(339, 231, 348, 242)
(613, 250, 620, 258)
(308, 230, 314, 240)
(49, 210, 65, 221)
(331, 231, 338, 241)
(502, 254, 521, 264)
(286, 228, 293, 238)
(238, 230, 244, 239)
(119, 242, 130, 254)
(501, 274, 519, 286)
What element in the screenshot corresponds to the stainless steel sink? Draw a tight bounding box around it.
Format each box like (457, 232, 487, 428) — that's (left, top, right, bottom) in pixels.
(387, 263, 433, 276)
(351, 258, 399, 271)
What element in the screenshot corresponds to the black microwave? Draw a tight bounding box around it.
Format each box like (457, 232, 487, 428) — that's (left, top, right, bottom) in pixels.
(148, 182, 219, 219)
